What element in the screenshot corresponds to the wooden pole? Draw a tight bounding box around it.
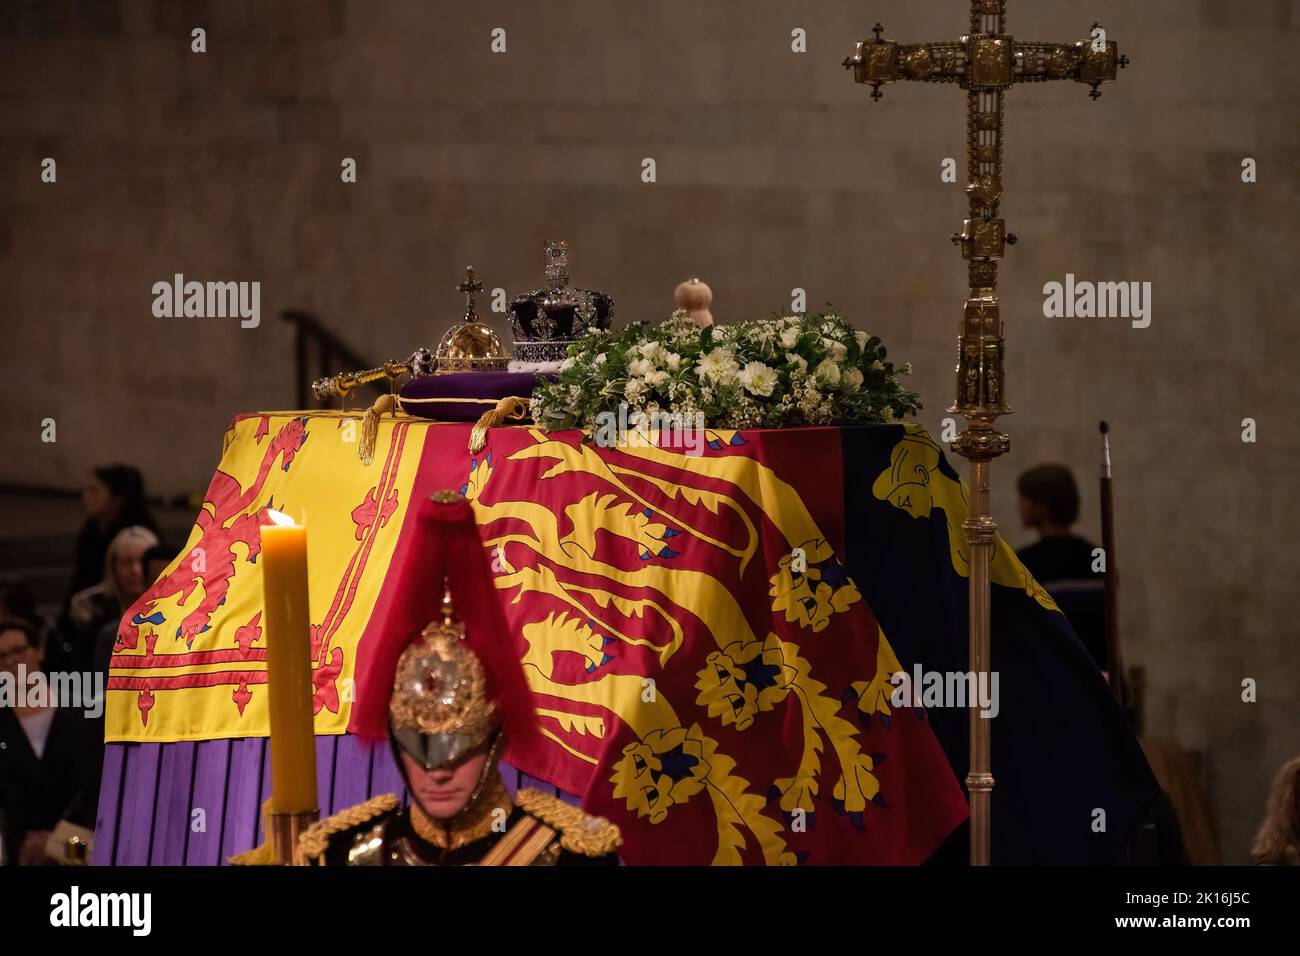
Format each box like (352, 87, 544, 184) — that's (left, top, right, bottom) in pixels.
(1099, 421, 1122, 705)
(964, 455, 996, 865)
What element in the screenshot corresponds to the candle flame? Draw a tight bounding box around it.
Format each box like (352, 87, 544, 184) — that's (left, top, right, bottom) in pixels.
(266, 508, 297, 527)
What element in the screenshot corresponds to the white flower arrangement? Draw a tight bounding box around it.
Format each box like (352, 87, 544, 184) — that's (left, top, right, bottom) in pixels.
(530, 309, 922, 432)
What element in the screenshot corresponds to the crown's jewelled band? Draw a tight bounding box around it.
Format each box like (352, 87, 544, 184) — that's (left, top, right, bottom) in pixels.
(510, 339, 575, 365)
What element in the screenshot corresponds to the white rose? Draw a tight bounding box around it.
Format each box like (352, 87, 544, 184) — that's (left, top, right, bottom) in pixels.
(739, 361, 777, 398)
(821, 337, 847, 361)
(665, 352, 682, 371)
(640, 341, 663, 362)
(844, 368, 864, 391)
(628, 358, 655, 378)
(781, 327, 800, 349)
(813, 357, 841, 386)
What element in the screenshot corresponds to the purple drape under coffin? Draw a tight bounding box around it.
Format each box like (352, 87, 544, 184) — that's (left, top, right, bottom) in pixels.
(92, 736, 577, 865)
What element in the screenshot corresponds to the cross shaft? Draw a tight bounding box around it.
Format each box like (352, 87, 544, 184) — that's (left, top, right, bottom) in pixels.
(842, 0, 1127, 866)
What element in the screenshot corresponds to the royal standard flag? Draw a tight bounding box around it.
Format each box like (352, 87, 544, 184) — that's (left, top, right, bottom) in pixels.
(108, 411, 1154, 864)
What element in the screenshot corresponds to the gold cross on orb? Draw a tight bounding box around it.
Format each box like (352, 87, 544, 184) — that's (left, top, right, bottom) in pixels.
(842, 0, 1127, 867)
(457, 266, 484, 322)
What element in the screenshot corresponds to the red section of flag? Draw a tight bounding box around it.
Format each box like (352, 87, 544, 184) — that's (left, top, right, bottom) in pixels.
(350, 424, 966, 865)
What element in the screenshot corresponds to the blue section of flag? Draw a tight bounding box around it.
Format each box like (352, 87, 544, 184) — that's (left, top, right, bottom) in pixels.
(840, 425, 1159, 863)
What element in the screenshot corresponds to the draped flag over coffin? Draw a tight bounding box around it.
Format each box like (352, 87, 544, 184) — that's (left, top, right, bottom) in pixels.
(107, 412, 425, 740)
(449, 426, 968, 864)
(107, 412, 971, 864)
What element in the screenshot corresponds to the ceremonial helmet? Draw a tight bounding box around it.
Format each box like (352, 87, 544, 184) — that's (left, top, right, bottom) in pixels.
(389, 592, 501, 771)
(350, 490, 539, 773)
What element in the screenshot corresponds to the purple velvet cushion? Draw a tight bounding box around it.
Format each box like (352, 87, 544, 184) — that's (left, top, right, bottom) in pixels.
(398, 371, 546, 422)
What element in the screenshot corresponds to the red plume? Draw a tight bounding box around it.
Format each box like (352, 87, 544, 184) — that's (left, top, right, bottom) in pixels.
(349, 493, 540, 756)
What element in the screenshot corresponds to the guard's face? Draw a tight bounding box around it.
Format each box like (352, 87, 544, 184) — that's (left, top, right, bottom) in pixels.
(400, 740, 490, 820)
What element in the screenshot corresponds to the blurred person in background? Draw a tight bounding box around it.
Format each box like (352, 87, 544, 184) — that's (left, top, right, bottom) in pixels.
(141, 542, 177, 589)
(1015, 463, 1107, 673)
(1251, 756, 1300, 865)
(51, 465, 157, 674)
(90, 539, 176, 682)
(1015, 464, 1100, 583)
(68, 465, 156, 596)
(0, 619, 104, 865)
(62, 526, 160, 682)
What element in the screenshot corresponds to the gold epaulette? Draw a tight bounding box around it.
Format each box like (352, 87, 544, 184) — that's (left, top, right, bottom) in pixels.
(514, 788, 622, 858)
(295, 793, 400, 866)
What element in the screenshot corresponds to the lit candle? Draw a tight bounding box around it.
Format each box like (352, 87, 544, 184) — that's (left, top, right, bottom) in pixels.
(261, 510, 318, 814)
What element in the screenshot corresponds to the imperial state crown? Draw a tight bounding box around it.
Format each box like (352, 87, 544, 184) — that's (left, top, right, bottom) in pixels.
(507, 240, 613, 367)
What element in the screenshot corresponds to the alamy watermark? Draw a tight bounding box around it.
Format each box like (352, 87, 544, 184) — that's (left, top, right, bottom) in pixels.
(0, 665, 103, 719)
(890, 663, 999, 719)
(152, 273, 261, 328)
(593, 405, 707, 457)
(1042, 273, 1151, 328)
(50, 886, 151, 936)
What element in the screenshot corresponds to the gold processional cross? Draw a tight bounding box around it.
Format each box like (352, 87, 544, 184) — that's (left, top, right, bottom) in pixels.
(843, 0, 1127, 866)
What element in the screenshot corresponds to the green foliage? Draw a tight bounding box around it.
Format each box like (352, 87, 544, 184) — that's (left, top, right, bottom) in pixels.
(530, 309, 922, 432)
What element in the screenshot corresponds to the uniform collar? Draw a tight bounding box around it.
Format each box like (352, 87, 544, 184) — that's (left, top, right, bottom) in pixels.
(407, 772, 514, 851)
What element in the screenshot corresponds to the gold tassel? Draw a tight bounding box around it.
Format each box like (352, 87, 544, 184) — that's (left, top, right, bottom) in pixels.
(469, 396, 530, 454)
(359, 393, 398, 465)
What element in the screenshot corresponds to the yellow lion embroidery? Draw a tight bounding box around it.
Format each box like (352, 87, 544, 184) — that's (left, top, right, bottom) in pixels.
(871, 425, 1058, 611)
